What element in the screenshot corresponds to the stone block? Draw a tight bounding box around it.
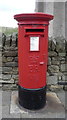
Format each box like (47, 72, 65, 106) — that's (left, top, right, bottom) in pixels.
(2, 74, 11, 80)
(47, 72, 49, 76)
(59, 53, 66, 57)
(48, 40, 52, 51)
(2, 56, 7, 63)
(51, 39, 56, 51)
(60, 61, 66, 64)
(0, 63, 2, 67)
(7, 57, 14, 62)
(56, 38, 65, 52)
(12, 75, 18, 80)
(56, 43, 65, 52)
(0, 74, 2, 80)
(2, 33, 6, 46)
(47, 76, 57, 85)
(60, 64, 67, 72)
(4, 62, 18, 67)
(0, 53, 2, 57)
(3, 51, 18, 57)
(0, 79, 14, 83)
(48, 85, 63, 92)
(5, 40, 10, 47)
(63, 85, 67, 90)
(52, 60, 59, 65)
(11, 34, 16, 47)
(48, 51, 57, 57)
(62, 75, 67, 81)
(0, 67, 2, 72)
(0, 46, 2, 52)
(48, 65, 59, 73)
(11, 41, 16, 47)
(0, 57, 2, 66)
(0, 84, 2, 87)
(14, 57, 18, 62)
(2, 84, 18, 90)
(4, 46, 18, 51)
(59, 57, 65, 61)
(52, 57, 59, 61)
(5, 35, 12, 47)
(48, 57, 51, 65)
(14, 79, 18, 84)
(58, 76, 62, 81)
(12, 67, 18, 74)
(2, 67, 12, 73)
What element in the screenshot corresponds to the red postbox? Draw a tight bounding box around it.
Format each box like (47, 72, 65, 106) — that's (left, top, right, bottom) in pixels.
(14, 13, 54, 110)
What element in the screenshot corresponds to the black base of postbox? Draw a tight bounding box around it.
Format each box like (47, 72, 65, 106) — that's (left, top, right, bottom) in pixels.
(18, 85, 46, 110)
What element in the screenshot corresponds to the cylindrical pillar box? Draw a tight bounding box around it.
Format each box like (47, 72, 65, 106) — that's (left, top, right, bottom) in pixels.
(14, 13, 54, 110)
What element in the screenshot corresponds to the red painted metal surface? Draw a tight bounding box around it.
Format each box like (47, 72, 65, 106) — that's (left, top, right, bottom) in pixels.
(14, 13, 54, 89)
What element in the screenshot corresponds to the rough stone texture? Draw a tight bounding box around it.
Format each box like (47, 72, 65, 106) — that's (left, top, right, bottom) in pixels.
(51, 39, 56, 51)
(51, 59, 59, 65)
(14, 57, 18, 62)
(3, 51, 18, 57)
(48, 85, 63, 92)
(2, 67, 12, 74)
(2, 74, 11, 80)
(60, 64, 67, 72)
(2, 84, 18, 90)
(2, 56, 7, 63)
(7, 57, 14, 62)
(59, 53, 66, 57)
(47, 76, 57, 84)
(5, 35, 11, 47)
(48, 51, 57, 57)
(12, 67, 18, 74)
(0, 67, 2, 72)
(0, 79, 14, 83)
(48, 39, 52, 51)
(56, 38, 65, 52)
(62, 75, 67, 81)
(48, 57, 51, 65)
(4, 62, 18, 67)
(12, 75, 19, 80)
(1, 34, 67, 90)
(48, 65, 59, 73)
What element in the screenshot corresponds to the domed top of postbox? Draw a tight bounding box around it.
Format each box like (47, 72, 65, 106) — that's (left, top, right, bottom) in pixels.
(14, 13, 54, 24)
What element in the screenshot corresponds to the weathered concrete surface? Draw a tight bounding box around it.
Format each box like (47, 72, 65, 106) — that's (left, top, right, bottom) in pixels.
(10, 91, 65, 118)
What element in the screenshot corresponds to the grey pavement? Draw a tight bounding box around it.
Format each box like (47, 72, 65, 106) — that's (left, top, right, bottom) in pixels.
(1, 89, 67, 119)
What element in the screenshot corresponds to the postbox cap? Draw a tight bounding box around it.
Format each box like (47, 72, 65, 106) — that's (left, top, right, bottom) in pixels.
(14, 12, 54, 22)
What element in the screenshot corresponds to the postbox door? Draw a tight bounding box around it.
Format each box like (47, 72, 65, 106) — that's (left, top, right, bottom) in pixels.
(18, 26, 48, 89)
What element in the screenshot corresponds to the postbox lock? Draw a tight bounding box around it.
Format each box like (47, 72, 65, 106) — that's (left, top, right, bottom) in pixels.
(39, 62, 45, 65)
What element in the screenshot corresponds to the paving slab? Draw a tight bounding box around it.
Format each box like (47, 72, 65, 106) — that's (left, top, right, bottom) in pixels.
(2, 105, 10, 118)
(2, 91, 11, 106)
(10, 91, 65, 118)
(56, 90, 65, 108)
(0, 106, 2, 120)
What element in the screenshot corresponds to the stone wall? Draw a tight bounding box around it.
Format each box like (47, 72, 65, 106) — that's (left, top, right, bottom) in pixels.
(0, 33, 67, 90)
